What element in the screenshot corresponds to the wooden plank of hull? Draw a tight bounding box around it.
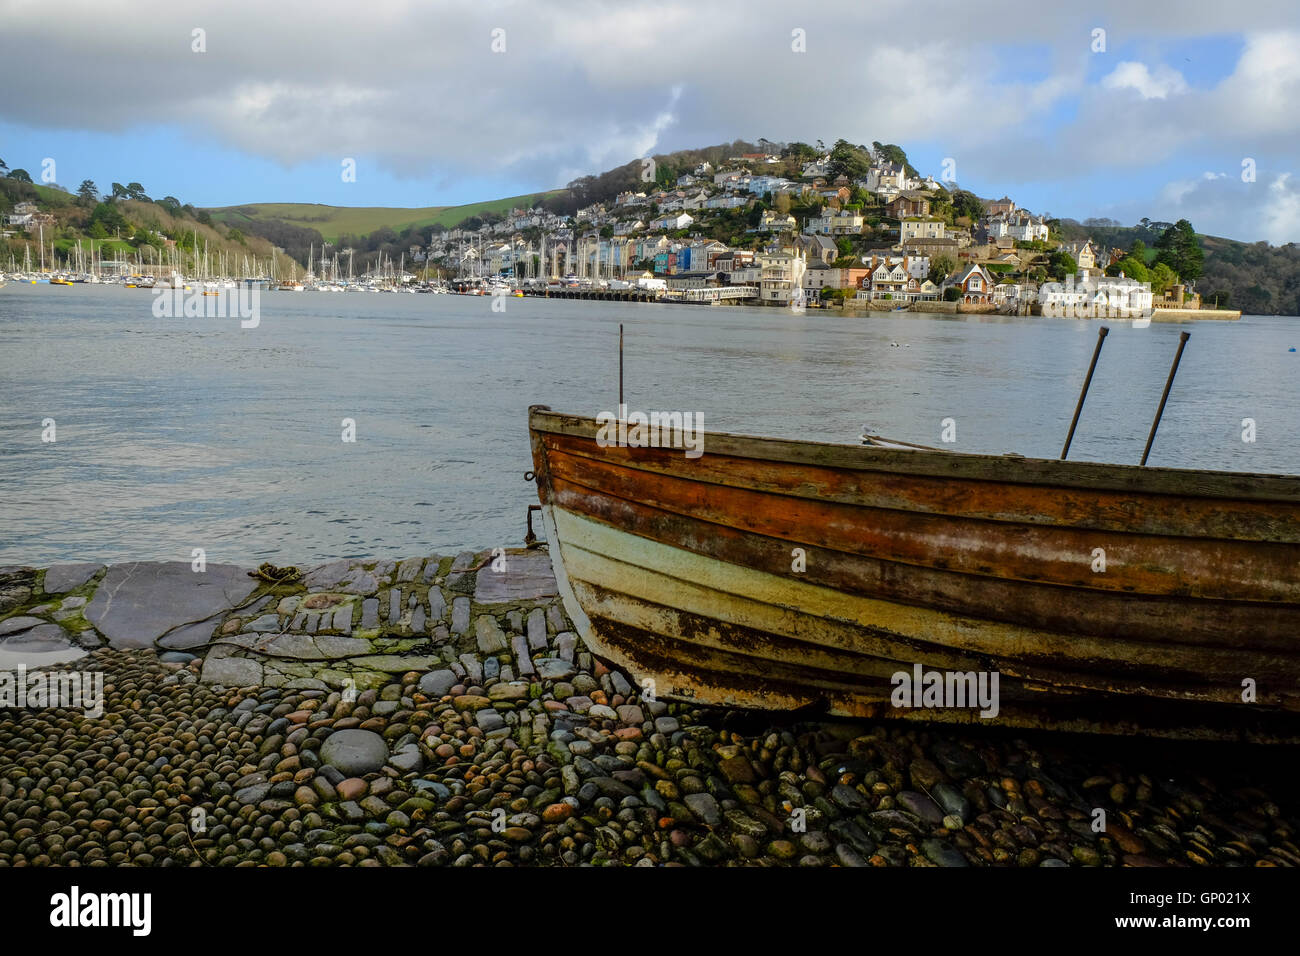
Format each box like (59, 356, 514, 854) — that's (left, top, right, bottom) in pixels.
(545, 431, 1300, 543)
(552, 507, 1300, 708)
(545, 443, 1300, 604)
(532, 408, 1300, 503)
(541, 508, 1300, 742)
(579, 608, 1300, 744)
(548, 474, 1300, 651)
(528, 407, 1300, 738)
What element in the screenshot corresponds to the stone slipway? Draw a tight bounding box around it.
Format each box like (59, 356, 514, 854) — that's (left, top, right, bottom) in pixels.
(0, 549, 580, 693)
(3, 552, 1297, 869)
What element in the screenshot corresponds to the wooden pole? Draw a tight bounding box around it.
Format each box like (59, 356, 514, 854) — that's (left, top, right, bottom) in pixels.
(1140, 331, 1190, 466)
(1060, 326, 1109, 460)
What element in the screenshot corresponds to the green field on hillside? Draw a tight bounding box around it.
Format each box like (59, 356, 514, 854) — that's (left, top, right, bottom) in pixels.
(33, 184, 75, 206)
(207, 190, 562, 241)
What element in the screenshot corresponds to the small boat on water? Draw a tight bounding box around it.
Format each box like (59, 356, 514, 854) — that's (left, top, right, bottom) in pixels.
(528, 406, 1300, 742)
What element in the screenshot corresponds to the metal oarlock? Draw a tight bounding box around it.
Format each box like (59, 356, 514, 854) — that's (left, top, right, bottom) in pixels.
(524, 505, 543, 547)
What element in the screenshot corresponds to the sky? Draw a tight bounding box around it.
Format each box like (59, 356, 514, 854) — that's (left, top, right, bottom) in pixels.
(2, 0, 1299, 243)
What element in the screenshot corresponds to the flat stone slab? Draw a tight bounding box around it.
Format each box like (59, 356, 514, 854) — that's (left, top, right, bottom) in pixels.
(84, 562, 259, 650)
(0, 616, 46, 637)
(301, 561, 378, 595)
(450, 597, 470, 635)
(527, 608, 549, 651)
(474, 551, 559, 603)
(395, 558, 424, 583)
(536, 657, 576, 681)
(42, 563, 104, 594)
(201, 655, 264, 686)
(1, 622, 73, 651)
(428, 588, 447, 622)
(314, 635, 374, 658)
(349, 654, 439, 672)
(475, 615, 509, 654)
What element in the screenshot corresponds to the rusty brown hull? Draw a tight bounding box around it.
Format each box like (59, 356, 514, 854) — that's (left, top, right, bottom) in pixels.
(527, 406, 1300, 742)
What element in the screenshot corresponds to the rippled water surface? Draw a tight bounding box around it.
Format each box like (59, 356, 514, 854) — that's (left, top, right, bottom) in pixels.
(1, 284, 1296, 565)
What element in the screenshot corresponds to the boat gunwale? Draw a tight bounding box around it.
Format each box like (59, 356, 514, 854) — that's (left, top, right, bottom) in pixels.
(528, 405, 1300, 502)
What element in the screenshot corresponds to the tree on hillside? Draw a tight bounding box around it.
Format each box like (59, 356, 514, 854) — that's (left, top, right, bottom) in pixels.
(653, 163, 677, 189)
(1047, 250, 1077, 280)
(110, 183, 129, 200)
(929, 254, 956, 283)
(126, 182, 149, 201)
(76, 180, 98, 205)
(784, 142, 818, 161)
(871, 142, 919, 179)
(1150, 261, 1177, 295)
(89, 201, 128, 236)
(0, 158, 7, 174)
(8, 168, 32, 183)
(158, 196, 182, 215)
(1129, 238, 1148, 263)
(1106, 256, 1149, 282)
(952, 190, 985, 222)
(1155, 219, 1203, 282)
(828, 139, 871, 182)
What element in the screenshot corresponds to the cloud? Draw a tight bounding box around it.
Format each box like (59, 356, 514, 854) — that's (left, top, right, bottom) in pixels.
(1101, 62, 1189, 99)
(1144, 171, 1300, 244)
(0, 1, 1297, 241)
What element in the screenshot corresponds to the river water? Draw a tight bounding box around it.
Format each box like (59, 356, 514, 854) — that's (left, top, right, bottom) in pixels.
(1, 283, 1296, 565)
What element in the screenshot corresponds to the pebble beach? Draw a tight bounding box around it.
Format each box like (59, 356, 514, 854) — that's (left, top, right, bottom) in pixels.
(0, 551, 1296, 868)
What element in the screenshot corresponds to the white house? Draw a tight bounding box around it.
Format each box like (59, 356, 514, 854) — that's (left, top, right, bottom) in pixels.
(985, 213, 1049, 243)
(649, 213, 694, 231)
(756, 211, 797, 232)
(803, 210, 864, 236)
(863, 163, 906, 192)
(757, 251, 808, 305)
(900, 219, 946, 242)
(801, 155, 831, 178)
(1039, 274, 1152, 317)
(680, 189, 712, 210)
(745, 175, 795, 196)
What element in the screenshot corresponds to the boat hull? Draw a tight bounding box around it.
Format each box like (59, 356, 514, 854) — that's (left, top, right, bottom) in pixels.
(528, 406, 1300, 742)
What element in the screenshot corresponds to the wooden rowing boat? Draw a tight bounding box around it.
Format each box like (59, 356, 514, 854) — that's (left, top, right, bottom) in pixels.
(528, 405, 1300, 742)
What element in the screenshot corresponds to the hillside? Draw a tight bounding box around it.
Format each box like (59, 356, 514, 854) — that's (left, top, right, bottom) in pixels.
(6, 139, 1298, 308)
(208, 191, 563, 244)
(0, 178, 295, 276)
